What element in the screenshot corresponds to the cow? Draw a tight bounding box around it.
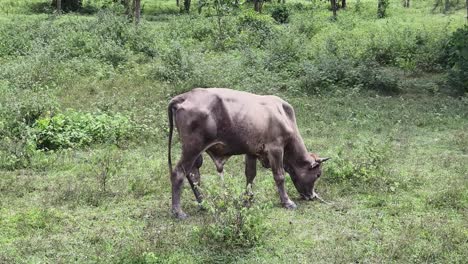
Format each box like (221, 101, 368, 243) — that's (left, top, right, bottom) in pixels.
(168, 88, 330, 219)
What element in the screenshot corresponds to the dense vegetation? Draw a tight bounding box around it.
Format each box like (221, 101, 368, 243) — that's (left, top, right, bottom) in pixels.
(0, 0, 467, 263)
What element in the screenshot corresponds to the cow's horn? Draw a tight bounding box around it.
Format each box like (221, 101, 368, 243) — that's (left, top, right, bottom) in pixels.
(317, 157, 331, 163)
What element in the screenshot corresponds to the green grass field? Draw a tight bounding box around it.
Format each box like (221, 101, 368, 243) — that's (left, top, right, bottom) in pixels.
(0, 0, 467, 263)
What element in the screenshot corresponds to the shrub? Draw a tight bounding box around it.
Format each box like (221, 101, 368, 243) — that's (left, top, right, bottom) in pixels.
(153, 43, 193, 83)
(33, 110, 134, 150)
(0, 88, 58, 169)
(0, 10, 157, 67)
(324, 139, 399, 192)
(195, 182, 269, 249)
(237, 10, 275, 48)
(446, 26, 468, 94)
(300, 58, 400, 94)
(264, 30, 304, 73)
(271, 5, 290, 24)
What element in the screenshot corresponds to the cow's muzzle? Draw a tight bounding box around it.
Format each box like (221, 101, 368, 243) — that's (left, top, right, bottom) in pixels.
(301, 191, 330, 204)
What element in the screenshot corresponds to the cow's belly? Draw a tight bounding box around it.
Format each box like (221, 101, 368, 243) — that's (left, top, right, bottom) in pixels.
(207, 142, 248, 156)
(207, 139, 267, 160)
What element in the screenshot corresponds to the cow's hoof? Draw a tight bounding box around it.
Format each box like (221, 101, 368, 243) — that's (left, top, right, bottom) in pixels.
(284, 201, 297, 210)
(173, 211, 188, 219)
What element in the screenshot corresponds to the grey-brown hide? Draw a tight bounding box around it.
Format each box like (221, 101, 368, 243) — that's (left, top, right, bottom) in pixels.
(168, 88, 328, 219)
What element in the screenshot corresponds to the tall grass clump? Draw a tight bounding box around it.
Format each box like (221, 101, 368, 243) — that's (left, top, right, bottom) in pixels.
(324, 138, 401, 193)
(194, 180, 269, 249)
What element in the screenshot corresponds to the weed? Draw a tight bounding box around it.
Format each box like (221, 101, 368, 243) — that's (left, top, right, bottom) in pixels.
(195, 180, 269, 249)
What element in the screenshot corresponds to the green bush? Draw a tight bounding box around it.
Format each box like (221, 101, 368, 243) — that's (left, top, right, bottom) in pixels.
(300, 58, 400, 94)
(271, 5, 290, 24)
(153, 43, 193, 83)
(446, 26, 468, 94)
(195, 183, 269, 249)
(0, 87, 57, 169)
(264, 30, 304, 73)
(237, 10, 275, 48)
(33, 110, 134, 150)
(0, 10, 157, 67)
(324, 139, 398, 192)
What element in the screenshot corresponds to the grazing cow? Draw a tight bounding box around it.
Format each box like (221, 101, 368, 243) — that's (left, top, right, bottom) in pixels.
(168, 88, 329, 219)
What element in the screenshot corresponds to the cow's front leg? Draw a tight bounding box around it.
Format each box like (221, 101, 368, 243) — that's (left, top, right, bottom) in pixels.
(269, 149, 296, 209)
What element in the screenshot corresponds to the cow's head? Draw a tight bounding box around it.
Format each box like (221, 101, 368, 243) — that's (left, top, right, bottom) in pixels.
(285, 153, 330, 200)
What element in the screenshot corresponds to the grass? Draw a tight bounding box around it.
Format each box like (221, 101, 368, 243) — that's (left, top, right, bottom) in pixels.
(1, 93, 466, 263)
(0, 0, 467, 263)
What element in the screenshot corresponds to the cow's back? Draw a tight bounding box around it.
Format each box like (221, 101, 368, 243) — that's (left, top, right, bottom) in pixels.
(173, 88, 298, 154)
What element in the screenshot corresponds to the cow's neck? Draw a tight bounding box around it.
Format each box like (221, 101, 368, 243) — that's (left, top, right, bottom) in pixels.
(284, 135, 310, 167)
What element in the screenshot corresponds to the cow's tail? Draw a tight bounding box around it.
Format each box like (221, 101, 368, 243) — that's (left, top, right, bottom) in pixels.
(168, 99, 177, 175)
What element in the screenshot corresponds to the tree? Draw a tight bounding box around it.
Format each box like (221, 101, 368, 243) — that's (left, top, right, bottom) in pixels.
(377, 0, 389, 18)
(134, 0, 141, 24)
(466, 0, 468, 23)
(331, 0, 337, 18)
(341, 0, 346, 8)
(57, 0, 61, 14)
(183, 0, 191, 12)
(52, 0, 81, 12)
(403, 0, 410, 7)
(254, 0, 264, 12)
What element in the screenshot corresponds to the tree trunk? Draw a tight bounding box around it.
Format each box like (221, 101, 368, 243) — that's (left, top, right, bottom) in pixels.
(176, 0, 179, 7)
(377, 0, 386, 18)
(57, 0, 61, 13)
(341, 0, 346, 8)
(403, 0, 408, 8)
(331, 0, 337, 17)
(254, 0, 263, 12)
(52, 0, 81, 12)
(183, 0, 191, 13)
(134, 0, 140, 24)
(466, 0, 467, 23)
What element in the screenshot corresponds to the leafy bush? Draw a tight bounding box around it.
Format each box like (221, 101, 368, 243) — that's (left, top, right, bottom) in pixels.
(446, 26, 468, 94)
(237, 10, 275, 48)
(300, 58, 400, 94)
(324, 139, 398, 192)
(271, 5, 290, 24)
(264, 30, 304, 73)
(0, 10, 157, 67)
(153, 43, 193, 83)
(0, 88, 57, 169)
(195, 183, 269, 249)
(33, 110, 134, 150)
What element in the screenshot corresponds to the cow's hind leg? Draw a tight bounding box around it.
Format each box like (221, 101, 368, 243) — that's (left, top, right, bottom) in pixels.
(171, 150, 204, 219)
(187, 155, 204, 206)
